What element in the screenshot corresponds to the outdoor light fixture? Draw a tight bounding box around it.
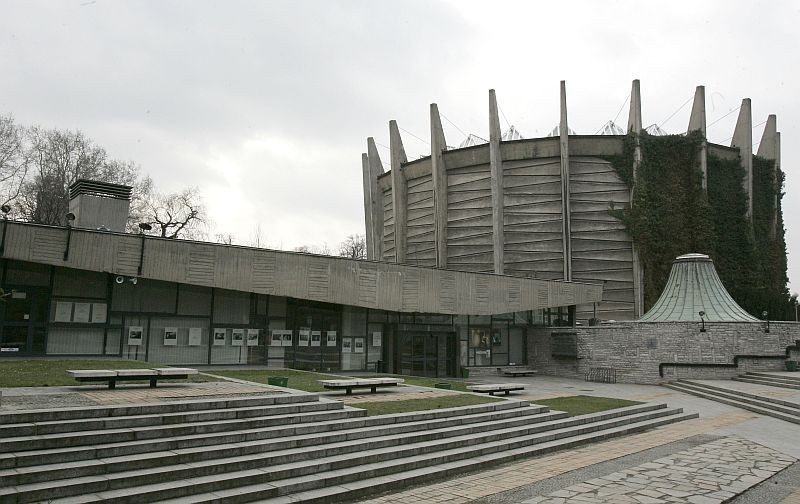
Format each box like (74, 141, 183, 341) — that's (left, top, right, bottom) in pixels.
(137, 222, 151, 275)
(0, 204, 10, 256)
(698, 311, 706, 332)
(762, 310, 770, 333)
(63, 212, 76, 261)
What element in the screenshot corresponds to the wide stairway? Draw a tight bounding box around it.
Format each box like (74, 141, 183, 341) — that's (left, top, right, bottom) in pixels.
(733, 371, 800, 390)
(665, 378, 800, 425)
(0, 393, 696, 503)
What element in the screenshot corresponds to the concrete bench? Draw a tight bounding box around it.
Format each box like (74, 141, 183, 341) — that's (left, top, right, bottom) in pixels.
(318, 378, 404, 395)
(467, 383, 525, 396)
(502, 368, 538, 377)
(67, 368, 198, 389)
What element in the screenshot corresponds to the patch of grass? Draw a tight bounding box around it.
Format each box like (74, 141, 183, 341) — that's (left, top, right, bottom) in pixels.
(354, 394, 502, 416)
(0, 359, 215, 388)
(533, 395, 640, 417)
(208, 369, 343, 392)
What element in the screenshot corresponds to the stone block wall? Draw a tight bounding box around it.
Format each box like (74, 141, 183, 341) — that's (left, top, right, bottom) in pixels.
(528, 321, 800, 384)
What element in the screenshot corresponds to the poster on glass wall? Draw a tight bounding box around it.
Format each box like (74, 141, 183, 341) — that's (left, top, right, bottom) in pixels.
(188, 327, 202, 346)
(163, 327, 178, 346)
(246, 329, 259, 346)
(354, 338, 364, 353)
(91, 303, 107, 323)
(310, 330, 321, 347)
(342, 337, 352, 352)
(372, 332, 382, 347)
(281, 331, 293, 347)
(270, 330, 283, 347)
(73, 303, 91, 323)
(326, 331, 337, 347)
(127, 326, 143, 346)
(213, 328, 227, 346)
(298, 329, 310, 346)
(54, 301, 72, 322)
(231, 329, 244, 346)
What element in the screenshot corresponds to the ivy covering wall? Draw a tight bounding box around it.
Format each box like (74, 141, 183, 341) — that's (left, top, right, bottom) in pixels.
(608, 132, 793, 319)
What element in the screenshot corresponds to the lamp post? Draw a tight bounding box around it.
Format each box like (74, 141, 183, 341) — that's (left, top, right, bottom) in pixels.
(762, 310, 770, 333)
(63, 212, 76, 261)
(0, 204, 10, 256)
(698, 311, 706, 333)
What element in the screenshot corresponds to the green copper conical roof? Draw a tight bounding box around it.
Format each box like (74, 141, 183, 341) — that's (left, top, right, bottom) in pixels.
(638, 253, 759, 322)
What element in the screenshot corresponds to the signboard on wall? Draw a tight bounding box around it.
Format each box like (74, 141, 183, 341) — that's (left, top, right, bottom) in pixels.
(247, 329, 259, 346)
(127, 326, 143, 346)
(54, 302, 72, 322)
(372, 332, 382, 347)
(164, 327, 178, 346)
(298, 329, 310, 346)
(342, 338, 352, 352)
(213, 328, 227, 346)
(354, 338, 364, 353)
(326, 331, 337, 347)
(73, 303, 91, 323)
(270, 330, 283, 347)
(550, 331, 578, 358)
(188, 327, 202, 346)
(311, 330, 321, 347)
(231, 329, 244, 346)
(91, 303, 107, 323)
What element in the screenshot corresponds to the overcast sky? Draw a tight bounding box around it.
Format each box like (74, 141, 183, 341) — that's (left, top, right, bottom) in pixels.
(2, 0, 799, 290)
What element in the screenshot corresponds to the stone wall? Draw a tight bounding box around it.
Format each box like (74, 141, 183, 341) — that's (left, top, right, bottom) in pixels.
(528, 321, 800, 384)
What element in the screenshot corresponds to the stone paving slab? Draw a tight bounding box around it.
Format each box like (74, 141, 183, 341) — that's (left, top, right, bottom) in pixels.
(691, 379, 800, 401)
(520, 437, 795, 503)
(359, 410, 756, 503)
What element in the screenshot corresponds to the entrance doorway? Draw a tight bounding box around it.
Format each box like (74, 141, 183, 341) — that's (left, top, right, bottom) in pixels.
(397, 331, 457, 377)
(0, 286, 48, 355)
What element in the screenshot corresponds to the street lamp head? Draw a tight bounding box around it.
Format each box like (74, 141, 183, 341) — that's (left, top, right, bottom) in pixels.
(0, 204, 10, 215)
(65, 212, 76, 222)
(138, 222, 152, 232)
(698, 311, 705, 318)
(762, 310, 768, 319)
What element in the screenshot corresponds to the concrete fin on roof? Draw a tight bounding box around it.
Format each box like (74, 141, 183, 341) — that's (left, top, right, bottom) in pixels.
(638, 253, 759, 322)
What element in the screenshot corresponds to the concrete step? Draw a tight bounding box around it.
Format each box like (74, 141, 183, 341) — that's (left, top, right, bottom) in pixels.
(64, 406, 693, 504)
(0, 393, 318, 425)
(12, 404, 676, 502)
(0, 405, 365, 453)
(0, 407, 563, 487)
(677, 380, 800, 411)
(0, 400, 531, 469)
(664, 382, 800, 425)
(733, 375, 800, 390)
(745, 371, 800, 384)
(0, 399, 351, 438)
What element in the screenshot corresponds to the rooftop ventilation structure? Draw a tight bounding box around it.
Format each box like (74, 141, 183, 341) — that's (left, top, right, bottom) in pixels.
(68, 179, 133, 233)
(638, 253, 759, 322)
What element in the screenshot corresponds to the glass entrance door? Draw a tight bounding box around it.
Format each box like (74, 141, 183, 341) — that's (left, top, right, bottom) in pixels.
(398, 331, 457, 377)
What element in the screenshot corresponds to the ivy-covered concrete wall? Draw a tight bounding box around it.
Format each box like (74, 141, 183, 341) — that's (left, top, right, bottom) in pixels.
(528, 322, 800, 384)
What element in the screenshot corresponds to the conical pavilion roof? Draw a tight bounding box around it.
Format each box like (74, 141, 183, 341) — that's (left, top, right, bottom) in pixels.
(638, 253, 759, 322)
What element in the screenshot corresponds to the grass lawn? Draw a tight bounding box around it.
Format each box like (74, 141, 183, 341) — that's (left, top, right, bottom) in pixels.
(353, 394, 502, 416)
(208, 369, 344, 392)
(0, 359, 215, 387)
(533, 395, 640, 416)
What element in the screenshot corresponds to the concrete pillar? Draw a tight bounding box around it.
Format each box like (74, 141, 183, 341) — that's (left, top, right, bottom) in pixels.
(627, 79, 644, 318)
(361, 153, 374, 260)
(558, 81, 572, 282)
(731, 98, 753, 223)
(430, 103, 448, 268)
(367, 138, 385, 260)
(389, 120, 408, 263)
(757, 115, 779, 238)
(489, 89, 504, 274)
(687, 85, 708, 191)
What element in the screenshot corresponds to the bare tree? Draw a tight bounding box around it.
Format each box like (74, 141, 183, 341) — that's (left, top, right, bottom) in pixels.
(215, 232, 236, 245)
(139, 186, 207, 239)
(0, 115, 28, 211)
(338, 234, 366, 260)
(293, 242, 332, 255)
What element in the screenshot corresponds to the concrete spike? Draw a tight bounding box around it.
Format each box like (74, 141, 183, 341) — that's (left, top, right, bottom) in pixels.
(687, 86, 708, 191)
(367, 138, 384, 260)
(489, 89, 504, 274)
(559, 81, 572, 282)
(389, 120, 407, 263)
(430, 103, 448, 268)
(731, 99, 753, 222)
(361, 153, 374, 260)
(627, 79, 642, 134)
(757, 114, 777, 159)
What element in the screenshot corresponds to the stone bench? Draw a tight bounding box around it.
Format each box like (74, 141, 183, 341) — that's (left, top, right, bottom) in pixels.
(318, 378, 404, 395)
(67, 368, 199, 389)
(502, 368, 538, 377)
(467, 383, 525, 396)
